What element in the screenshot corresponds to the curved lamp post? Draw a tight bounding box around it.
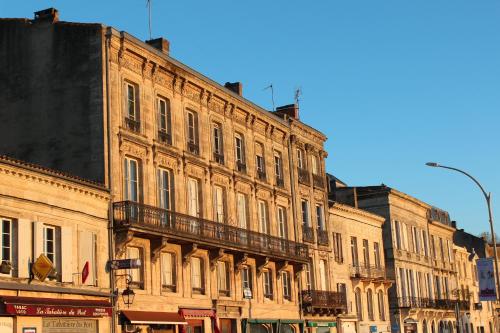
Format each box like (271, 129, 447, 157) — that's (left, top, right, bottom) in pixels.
(425, 162, 500, 302)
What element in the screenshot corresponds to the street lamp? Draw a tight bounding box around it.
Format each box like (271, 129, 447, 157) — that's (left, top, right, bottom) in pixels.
(425, 162, 500, 302)
(121, 285, 135, 308)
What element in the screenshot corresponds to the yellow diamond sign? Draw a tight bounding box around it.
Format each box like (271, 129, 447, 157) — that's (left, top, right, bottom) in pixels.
(32, 254, 54, 282)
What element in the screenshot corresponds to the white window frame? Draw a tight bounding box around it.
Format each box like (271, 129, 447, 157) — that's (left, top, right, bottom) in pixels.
(311, 155, 319, 175)
(274, 151, 283, 180)
(258, 200, 268, 234)
(126, 246, 143, 288)
(315, 204, 324, 231)
(242, 266, 252, 295)
(125, 82, 137, 120)
(263, 269, 273, 299)
(282, 271, 291, 300)
(161, 252, 176, 291)
(297, 148, 305, 169)
(157, 96, 171, 135)
(191, 257, 204, 294)
(124, 157, 140, 202)
(214, 185, 225, 223)
(236, 193, 248, 229)
(213, 123, 223, 155)
(319, 259, 328, 291)
(217, 261, 230, 296)
(157, 168, 171, 210)
(188, 178, 200, 218)
(0, 219, 12, 267)
(43, 225, 56, 266)
(234, 133, 245, 164)
(301, 200, 310, 227)
(277, 206, 287, 239)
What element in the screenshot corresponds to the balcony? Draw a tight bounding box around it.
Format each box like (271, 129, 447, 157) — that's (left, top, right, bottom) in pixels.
(124, 117, 140, 132)
(276, 177, 284, 188)
(350, 264, 386, 280)
(317, 229, 329, 246)
(187, 142, 199, 155)
(113, 201, 309, 264)
(302, 225, 314, 243)
(236, 161, 247, 174)
(297, 168, 310, 186)
(392, 297, 469, 311)
(158, 131, 172, 145)
(213, 152, 225, 165)
(313, 174, 324, 189)
(302, 290, 347, 315)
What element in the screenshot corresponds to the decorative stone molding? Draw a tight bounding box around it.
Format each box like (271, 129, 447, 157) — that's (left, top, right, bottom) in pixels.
(151, 237, 168, 263)
(115, 230, 134, 258)
(256, 189, 271, 200)
(119, 138, 148, 160)
(185, 164, 205, 179)
(234, 253, 248, 271)
(256, 257, 270, 275)
(154, 152, 178, 170)
(181, 243, 198, 266)
(276, 260, 289, 275)
(209, 248, 226, 271)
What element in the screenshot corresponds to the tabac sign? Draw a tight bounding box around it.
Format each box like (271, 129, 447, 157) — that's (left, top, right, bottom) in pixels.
(31, 254, 55, 282)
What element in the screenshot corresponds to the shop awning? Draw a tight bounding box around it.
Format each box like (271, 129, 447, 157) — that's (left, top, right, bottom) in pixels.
(122, 310, 187, 325)
(306, 321, 337, 327)
(179, 308, 215, 317)
(0, 296, 111, 317)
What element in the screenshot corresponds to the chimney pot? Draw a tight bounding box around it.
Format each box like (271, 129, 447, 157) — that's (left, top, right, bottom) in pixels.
(224, 82, 243, 96)
(275, 104, 299, 119)
(146, 38, 170, 55)
(34, 8, 59, 23)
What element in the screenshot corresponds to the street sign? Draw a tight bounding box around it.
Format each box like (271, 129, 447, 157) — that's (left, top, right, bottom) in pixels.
(31, 254, 54, 282)
(243, 287, 252, 299)
(82, 261, 89, 284)
(370, 326, 378, 333)
(108, 259, 141, 270)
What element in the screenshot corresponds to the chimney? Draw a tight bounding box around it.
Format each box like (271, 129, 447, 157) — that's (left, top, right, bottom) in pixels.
(275, 104, 299, 119)
(224, 82, 243, 96)
(451, 220, 457, 228)
(146, 38, 170, 55)
(34, 8, 59, 23)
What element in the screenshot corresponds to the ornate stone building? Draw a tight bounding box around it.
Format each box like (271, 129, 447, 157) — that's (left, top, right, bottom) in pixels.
(0, 8, 347, 333)
(0, 156, 111, 333)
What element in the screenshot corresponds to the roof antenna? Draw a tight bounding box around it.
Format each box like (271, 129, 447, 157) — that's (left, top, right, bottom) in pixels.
(294, 87, 302, 108)
(146, 0, 152, 40)
(263, 84, 275, 111)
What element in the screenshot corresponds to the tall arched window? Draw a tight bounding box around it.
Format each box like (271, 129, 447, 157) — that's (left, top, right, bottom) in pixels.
(377, 290, 385, 321)
(367, 289, 374, 321)
(355, 288, 363, 320)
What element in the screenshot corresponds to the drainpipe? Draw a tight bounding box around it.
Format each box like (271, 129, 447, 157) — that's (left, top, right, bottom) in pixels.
(105, 26, 116, 333)
(286, 118, 303, 320)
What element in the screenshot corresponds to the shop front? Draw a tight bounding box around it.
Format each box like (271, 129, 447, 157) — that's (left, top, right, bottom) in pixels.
(0, 296, 112, 333)
(242, 319, 304, 333)
(179, 308, 220, 333)
(306, 321, 336, 333)
(120, 310, 187, 333)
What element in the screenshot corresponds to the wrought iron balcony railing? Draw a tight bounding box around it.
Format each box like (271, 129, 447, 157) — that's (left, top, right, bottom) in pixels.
(158, 130, 172, 145)
(187, 141, 199, 155)
(392, 297, 469, 311)
(302, 225, 314, 243)
(276, 177, 284, 188)
(302, 290, 347, 314)
(114, 201, 309, 263)
(317, 229, 329, 246)
(213, 152, 225, 165)
(313, 174, 325, 188)
(124, 117, 140, 132)
(297, 168, 310, 185)
(236, 161, 247, 174)
(350, 264, 386, 280)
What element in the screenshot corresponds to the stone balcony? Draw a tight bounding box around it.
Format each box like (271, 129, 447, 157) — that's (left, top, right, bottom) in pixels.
(301, 290, 347, 315)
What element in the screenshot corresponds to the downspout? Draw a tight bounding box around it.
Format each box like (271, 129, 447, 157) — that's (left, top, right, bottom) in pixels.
(286, 117, 303, 320)
(105, 27, 116, 333)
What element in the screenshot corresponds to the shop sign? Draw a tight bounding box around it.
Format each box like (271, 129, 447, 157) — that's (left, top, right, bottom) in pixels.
(477, 258, 497, 301)
(5, 303, 111, 317)
(370, 326, 378, 333)
(22, 329, 36, 333)
(43, 318, 97, 333)
(0, 317, 13, 333)
(31, 254, 54, 282)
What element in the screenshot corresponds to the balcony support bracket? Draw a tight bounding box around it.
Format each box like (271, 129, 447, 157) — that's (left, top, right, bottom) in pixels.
(276, 260, 289, 277)
(115, 230, 135, 258)
(293, 263, 305, 277)
(209, 248, 226, 270)
(151, 237, 169, 263)
(182, 243, 198, 266)
(234, 253, 248, 271)
(256, 257, 270, 276)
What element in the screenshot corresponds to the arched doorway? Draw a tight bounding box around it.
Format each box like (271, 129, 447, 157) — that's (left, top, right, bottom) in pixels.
(431, 321, 436, 333)
(423, 320, 428, 333)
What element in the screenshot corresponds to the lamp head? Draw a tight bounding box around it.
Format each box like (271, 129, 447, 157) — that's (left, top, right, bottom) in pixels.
(426, 162, 439, 167)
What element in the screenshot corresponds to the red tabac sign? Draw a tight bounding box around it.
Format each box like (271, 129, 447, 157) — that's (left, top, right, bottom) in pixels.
(5, 304, 111, 317)
(82, 261, 90, 284)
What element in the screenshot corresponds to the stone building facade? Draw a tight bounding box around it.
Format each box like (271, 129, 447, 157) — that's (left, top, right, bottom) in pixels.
(0, 156, 111, 333)
(0, 8, 350, 333)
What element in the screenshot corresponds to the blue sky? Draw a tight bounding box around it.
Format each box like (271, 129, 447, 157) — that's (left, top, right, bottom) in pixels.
(3, 1, 499, 236)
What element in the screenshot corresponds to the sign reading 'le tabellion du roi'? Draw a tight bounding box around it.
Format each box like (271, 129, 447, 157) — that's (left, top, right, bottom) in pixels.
(477, 258, 497, 301)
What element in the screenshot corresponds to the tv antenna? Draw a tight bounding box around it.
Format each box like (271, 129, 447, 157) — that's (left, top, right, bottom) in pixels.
(263, 84, 275, 111)
(146, 0, 152, 40)
(294, 87, 302, 107)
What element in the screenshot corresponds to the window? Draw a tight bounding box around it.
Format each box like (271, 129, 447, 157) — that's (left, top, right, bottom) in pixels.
(124, 82, 140, 131)
(297, 148, 305, 169)
(311, 155, 319, 175)
(367, 289, 374, 321)
(161, 252, 176, 292)
(447, 240, 452, 262)
(236, 193, 248, 229)
(263, 270, 273, 299)
(422, 230, 429, 256)
(186, 110, 199, 155)
(362, 239, 370, 267)
(255, 143, 266, 180)
(124, 157, 140, 202)
(315, 204, 325, 231)
(242, 266, 252, 297)
(319, 259, 328, 291)
(412, 227, 420, 253)
(274, 151, 283, 186)
(0, 219, 12, 266)
(258, 201, 269, 234)
(214, 186, 225, 223)
(281, 271, 291, 300)
(355, 288, 363, 320)
(277, 206, 287, 240)
(43, 226, 56, 267)
(235, 133, 246, 172)
(305, 263, 312, 290)
(212, 122, 224, 164)
(431, 235, 436, 259)
(158, 168, 172, 211)
(187, 178, 200, 218)
(394, 220, 402, 249)
(351, 237, 359, 266)
(217, 261, 230, 296)
(126, 247, 143, 289)
(301, 200, 310, 227)
(191, 257, 204, 294)
(333, 233, 343, 263)
(374, 242, 381, 268)
(377, 290, 385, 321)
(157, 97, 171, 144)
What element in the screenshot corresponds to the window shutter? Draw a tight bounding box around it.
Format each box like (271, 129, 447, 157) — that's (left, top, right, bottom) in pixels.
(17, 219, 31, 278)
(194, 113, 199, 146)
(61, 226, 73, 283)
(32, 221, 44, 259)
(78, 230, 95, 285)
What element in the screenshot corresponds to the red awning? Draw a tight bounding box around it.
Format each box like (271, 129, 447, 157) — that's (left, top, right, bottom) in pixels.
(0, 296, 111, 317)
(179, 308, 215, 317)
(122, 310, 187, 325)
